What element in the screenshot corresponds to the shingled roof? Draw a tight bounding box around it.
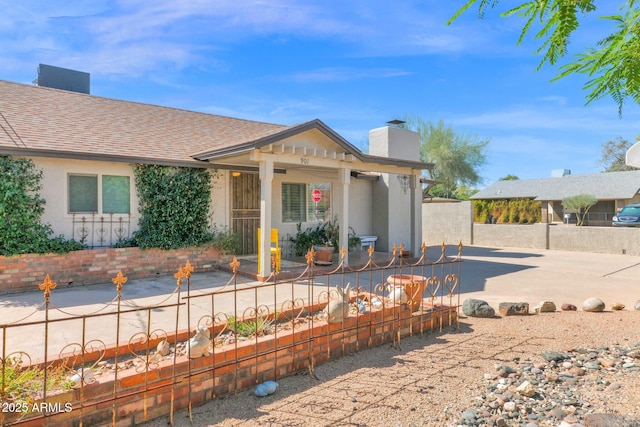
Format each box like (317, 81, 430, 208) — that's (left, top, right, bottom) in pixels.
(0, 79, 288, 167)
(471, 170, 640, 201)
(0, 79, 431, 172)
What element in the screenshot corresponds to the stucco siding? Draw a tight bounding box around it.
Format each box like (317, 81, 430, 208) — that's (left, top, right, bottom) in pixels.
(32, 157, 139, 241)
(270, 168, 374, 243)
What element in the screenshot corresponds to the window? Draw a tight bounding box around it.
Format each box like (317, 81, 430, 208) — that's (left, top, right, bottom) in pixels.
(282, 183, 331, 222)
(68, 174, 130, 214)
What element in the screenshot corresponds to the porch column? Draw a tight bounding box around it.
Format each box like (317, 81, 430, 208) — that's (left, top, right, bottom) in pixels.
(339, 167, 350, 265)
(258, 158, 274, 279)
(410, 174, 421, 255)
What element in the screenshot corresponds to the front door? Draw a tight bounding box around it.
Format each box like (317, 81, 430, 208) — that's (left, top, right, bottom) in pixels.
(231, 173, 260, 255)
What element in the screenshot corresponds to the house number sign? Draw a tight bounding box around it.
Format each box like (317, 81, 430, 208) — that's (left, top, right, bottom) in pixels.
(300, 157, 310, 165)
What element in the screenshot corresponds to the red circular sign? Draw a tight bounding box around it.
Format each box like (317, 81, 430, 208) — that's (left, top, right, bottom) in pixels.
(311, 189, 322, 202)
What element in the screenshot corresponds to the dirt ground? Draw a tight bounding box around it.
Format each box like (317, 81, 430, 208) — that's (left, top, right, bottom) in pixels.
(141, 310, 640, 427)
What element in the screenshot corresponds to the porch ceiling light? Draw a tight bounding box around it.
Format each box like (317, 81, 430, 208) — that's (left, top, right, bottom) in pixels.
(231, 171, 241, 177)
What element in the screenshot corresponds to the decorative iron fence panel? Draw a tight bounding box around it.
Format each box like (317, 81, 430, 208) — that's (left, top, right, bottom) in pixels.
(0, 244, 462, 426)
(71, 212, 132, 248)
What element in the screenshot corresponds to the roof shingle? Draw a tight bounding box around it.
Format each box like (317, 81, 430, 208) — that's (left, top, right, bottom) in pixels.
(472, 171, 640, 201)
(0, 79, 288, 166)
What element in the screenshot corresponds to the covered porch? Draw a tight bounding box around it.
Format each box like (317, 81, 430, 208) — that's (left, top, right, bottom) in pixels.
(194, 120, 431, 280)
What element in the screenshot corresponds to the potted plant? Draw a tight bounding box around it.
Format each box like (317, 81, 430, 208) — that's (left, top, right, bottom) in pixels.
(290, 216, 361, 265)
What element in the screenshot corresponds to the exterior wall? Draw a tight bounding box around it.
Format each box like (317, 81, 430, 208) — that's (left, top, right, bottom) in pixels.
(32, 157, 139, 241)
(422, 201, 473, 246)
(473, 223, 549, 249)
(549, 226, 640, 255)
(422, 201, 640, 255)
(210, 169, 229, 228)
(271, 168, 375, 243)
(0, 246, 222, 294)
(27, 156, 228, 243)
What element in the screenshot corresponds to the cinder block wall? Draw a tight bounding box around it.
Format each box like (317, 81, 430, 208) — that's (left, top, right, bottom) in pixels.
(0, 246, 222, 294)
(422, 201, 473, 245)
(422, 202, 640, 256)
(473, 223, 549, 249)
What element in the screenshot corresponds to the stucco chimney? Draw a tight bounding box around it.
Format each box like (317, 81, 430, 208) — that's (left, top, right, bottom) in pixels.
(368, 126, 420, 161)
(369, 125, 421, 254)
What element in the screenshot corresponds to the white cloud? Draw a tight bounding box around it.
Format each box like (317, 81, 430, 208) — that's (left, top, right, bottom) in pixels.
(284, 67, 412, 83)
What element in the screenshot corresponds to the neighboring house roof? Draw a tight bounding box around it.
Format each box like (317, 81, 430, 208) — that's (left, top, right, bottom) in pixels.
(0, 79, 430, 171)
(471, 170, 640, 201)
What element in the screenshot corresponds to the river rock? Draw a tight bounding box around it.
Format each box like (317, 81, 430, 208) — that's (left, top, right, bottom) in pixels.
(542, 350, 568, 362)
(498, 302, 529, 316)
(582, 297, 605, 312)
(611, 302, 625, 311)
(515, 380, 536, 397)
(561, 303, 577, 311)
(462, 299, 495, 318)
(533, 300, 556, 313)
(634, 300, 640, 310)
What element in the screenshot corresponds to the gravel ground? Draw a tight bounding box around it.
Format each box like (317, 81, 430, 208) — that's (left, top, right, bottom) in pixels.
(141, 311, 640, 427)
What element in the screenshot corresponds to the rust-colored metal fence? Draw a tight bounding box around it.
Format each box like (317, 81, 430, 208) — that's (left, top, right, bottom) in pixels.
(0, 243, 462, 426)
(70, 212, 132, 248)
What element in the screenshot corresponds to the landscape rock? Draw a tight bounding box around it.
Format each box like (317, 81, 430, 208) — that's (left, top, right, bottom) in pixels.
(533, 300, 556, 313)
(634, 300, 640, 310)
(498, 302, 529, 316)
(611, 302, 625, 311)
(584, 413, 640, 427)
(582, 297, 605, 312)
(561, 303, 577, 311)
(462, 299, 495, 318)
(542, 350, 568, 362)
(459, 342, 640, 427)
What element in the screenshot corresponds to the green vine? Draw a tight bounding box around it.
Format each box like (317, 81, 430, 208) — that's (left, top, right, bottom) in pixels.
(133, 165, 215, 250)
(0, 156, 83, 256)
(473, 199, 542, 224)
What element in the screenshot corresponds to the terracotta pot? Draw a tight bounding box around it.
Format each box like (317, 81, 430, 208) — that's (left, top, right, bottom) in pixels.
(314, 246, 334, 265)
(386, 274, 427, 311)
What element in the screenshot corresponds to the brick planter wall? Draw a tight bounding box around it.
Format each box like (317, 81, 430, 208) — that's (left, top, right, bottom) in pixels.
(0, 246, 222, 294)
(1, 305, 457, 427)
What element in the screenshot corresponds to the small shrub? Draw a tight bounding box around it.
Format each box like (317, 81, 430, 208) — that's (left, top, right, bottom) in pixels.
(227, 316, 274, 338)
(2, 356, 74, 413)
(208, 224, 240, 254)
(290, 216, 360, 256)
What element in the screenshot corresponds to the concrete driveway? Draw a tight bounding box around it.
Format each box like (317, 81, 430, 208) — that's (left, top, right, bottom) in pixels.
(2, 245, 640, 362)
(458, 245, 640, 309)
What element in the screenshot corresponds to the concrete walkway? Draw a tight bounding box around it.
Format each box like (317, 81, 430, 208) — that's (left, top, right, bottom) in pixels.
(2, 245, 640, 363)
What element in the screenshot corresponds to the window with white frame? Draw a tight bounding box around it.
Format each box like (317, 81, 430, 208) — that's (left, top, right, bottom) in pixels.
(281, 183, 331, 223)
(68, 174, 131, 214)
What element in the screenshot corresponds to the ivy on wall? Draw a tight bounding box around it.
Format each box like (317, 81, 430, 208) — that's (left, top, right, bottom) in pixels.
(133, 165, 216, 250)
(473, 199, 542, 224)
(0, 156, 83, 255)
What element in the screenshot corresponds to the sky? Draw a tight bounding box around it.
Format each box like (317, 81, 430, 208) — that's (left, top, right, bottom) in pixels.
(2, 0, 639, 188)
